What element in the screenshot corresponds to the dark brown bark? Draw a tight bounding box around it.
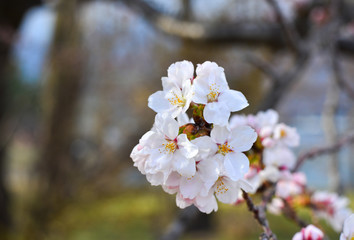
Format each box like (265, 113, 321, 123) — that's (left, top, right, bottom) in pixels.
(0, 0, 41, 237)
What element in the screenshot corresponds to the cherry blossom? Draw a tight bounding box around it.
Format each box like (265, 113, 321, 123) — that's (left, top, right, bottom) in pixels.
(132, 114, 198, 186)
(273, 123, 300, 147)
(311, 191, 352, 232)
(148, 61, 194, 118)
(268, 198, 285, 215)
(192, 61, 248, 125)
(292, 225, 324, 240)
(209, 125, 257, 181)
(340, 214, 354, 240)
(275, 171, 306, 199)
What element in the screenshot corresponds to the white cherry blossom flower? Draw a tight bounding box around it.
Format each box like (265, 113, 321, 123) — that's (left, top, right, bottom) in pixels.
(148, 61, 194, 118)
(245, 165, 281, 194)
(263, 146, 296, 170)
(192, 61, 248, 125)
(255, 109, 279, 131)
(292, 225, 324, 240)
(340, 214, 354, 240)
(178, 155, 219, 200)
(311, 191, 352, 232)
(273, 123, 300, 147)
(276, 171, 306, 199)
(209, 125, 257, 181)
(141, 114, 199, 184)
(268, 198, 285, 215)
(213, 176, 253, 204)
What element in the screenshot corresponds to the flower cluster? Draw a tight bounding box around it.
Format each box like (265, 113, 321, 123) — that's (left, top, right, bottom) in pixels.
(310, 191, 352, 232)
(131, 60, 353, 239)
(229, 110, 300, 194)
(131, 61, 257, 213)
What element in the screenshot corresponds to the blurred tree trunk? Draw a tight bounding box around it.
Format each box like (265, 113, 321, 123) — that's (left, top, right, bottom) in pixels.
(0, 0, 40, 237)
(27, 0, 83, 238)
(0, 40, 12, 239)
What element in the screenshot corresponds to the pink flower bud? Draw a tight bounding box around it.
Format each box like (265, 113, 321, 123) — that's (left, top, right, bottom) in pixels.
(292, 225, 324, 240)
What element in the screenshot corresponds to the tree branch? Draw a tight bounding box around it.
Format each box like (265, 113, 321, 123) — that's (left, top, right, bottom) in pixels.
(281, 199, 307, 228)
(118, 0, 281, 43)
(242, 190, 277, 240)
(265, 0, 302, 54)
(293, 131, 354, 172)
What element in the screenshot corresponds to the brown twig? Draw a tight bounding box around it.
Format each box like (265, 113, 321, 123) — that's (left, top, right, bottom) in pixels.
(244, 54, 280, 82)
(293, 131, 354, 172)
(281, 199, 307, 228)
(332, 56, 354, 101)
(256, 51, 309, 111)
(242, 190, 277, 240)
(266, 0, 302, 54)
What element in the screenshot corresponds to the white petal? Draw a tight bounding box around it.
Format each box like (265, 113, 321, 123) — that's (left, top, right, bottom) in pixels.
(343, 214, 354, 237)
(146, 172, 165, 186)
(177, 113, 190, 126)
(162, 77, 176, 91)
(173, 151, 196, 177)
(292, 232, 303, 240)
(196, 61, 228, 91)
(148, 91, 172, 114)
(149, 149, 173, 172)
(203, 102, 230, 126)
(177, 134, 198, 158)
(167, 60, 194, 88)
(210, 125, 230, 144)
(224, 152, 250, 181)
(155, 114, 179, 140)
(218, 89, 248, 112)
(263, 147, 296, 170)
(191, 136, 218, 158)
(195, 193, 218, 214)
(180, 176, 203, 199)
(192, 81, 208, 104)
(198, 158, 219, 186)
(229, 125, 257, 152)
(215, 178, 239, 204)
(165, 171, 181, 188)
(176, 193, 193, 209)
(237, 179, 254, 193)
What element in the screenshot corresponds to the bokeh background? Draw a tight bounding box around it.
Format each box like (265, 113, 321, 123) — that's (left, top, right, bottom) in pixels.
(0, 0, 354, 239)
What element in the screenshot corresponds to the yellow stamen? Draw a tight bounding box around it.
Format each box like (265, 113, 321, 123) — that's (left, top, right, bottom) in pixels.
(168, 92, 185, 107)
(207, 83, 220, 102)
(218, 143, 233, 156)
(161, 141, 177, 154)
(280, 129, 287, 138)
(216, 178, 228, 194)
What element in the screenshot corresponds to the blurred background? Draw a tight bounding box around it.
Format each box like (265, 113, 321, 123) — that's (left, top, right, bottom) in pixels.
(0, 0, 354, 239)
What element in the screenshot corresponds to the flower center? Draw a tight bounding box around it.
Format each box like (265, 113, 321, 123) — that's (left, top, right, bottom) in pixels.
(207, 83, 220, 102)
(168, 92, 186, 107)
(280, 129, 287, 138)
(162, 141, 177, 154)
(215, 177, 228, 194)
(218, 143, 233, 156)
